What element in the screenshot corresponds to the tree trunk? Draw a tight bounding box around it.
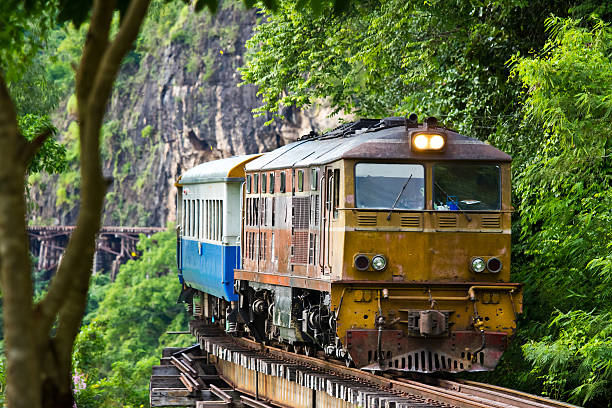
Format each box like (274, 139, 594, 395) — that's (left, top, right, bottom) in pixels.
(0, 76, 41, 408)
(0, 0, 151, 407)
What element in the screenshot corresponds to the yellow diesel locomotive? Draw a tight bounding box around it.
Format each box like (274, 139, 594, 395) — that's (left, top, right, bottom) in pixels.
(176, 115, 522, 373)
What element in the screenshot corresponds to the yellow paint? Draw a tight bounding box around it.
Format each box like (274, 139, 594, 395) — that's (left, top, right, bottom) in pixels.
(329, 160, 522, 344)
(227, 154, 263, 178)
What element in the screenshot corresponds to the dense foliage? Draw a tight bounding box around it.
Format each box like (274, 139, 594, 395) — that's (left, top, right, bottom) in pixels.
(72, 228, 190, 408)
(509, 18, 612, 404)
(1, 1, 67, 183)
(242, 2, 612, 406)
(241, 0, 606, 136)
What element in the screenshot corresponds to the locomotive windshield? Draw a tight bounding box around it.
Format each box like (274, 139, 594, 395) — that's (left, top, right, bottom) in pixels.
(355, 163, 425, 210)
(433, 164, 500, 211)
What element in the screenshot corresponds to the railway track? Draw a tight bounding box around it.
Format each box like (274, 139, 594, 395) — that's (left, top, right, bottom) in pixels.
(395, 378, 581, 408)
(151, 323, 581, 408)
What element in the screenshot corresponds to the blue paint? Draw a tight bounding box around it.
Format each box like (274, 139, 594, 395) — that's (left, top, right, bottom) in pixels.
(180, 238, 239, 301)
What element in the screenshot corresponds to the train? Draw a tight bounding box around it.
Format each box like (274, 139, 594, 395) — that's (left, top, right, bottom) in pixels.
(175, 115, 523, 373)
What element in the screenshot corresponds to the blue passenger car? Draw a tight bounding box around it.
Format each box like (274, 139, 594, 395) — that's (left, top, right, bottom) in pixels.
(176, 155, 260, 301)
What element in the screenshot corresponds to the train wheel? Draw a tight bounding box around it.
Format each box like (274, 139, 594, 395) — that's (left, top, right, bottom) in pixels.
(304, 345, 315, 357)
(345, 357, 355, 368)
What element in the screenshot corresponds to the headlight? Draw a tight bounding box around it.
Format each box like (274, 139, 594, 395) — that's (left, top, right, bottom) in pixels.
(429, 134, 445, 149)
(354, 254, 370, 271)
(411, 132, 447, 151)
(371, 255, 387, 271)
(487, 257, 502, 273)
(413, 134, 429, 150)
(471, 257, 486, 273)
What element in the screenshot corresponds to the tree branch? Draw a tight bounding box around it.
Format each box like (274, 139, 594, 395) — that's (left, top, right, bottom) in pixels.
(0, 76, 26, 157)
(75, 0, 115, 105)
(19, 128, 53, 165)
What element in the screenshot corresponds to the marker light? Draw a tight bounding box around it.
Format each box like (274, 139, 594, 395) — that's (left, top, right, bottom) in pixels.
(487, 257, 502, 273)
(411, 132, 447, 151)
(354, 254, 370, 271)
(371, 255, 387, 271)
(471, 257, 486, 273)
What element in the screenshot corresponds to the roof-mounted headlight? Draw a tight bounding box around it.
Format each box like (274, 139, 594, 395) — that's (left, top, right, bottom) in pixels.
(411, 132, 447, 152)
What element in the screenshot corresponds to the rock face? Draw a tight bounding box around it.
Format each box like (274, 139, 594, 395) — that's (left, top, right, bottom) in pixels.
(29, 4, 340, 227)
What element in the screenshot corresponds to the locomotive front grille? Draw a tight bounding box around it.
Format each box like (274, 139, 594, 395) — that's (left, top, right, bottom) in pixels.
(357, 214, 377, 226)
(481, 214, 501, 229)
(400, 215, 422, 228)
(389, 350, 483, 372)
(436, 214, 457, 229)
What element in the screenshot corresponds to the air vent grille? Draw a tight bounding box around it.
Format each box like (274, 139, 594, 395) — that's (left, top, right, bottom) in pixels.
(437, 215, 457, 228)
(291, 197, 310, 264)
(292, 197, 310, 229)
(400, 215, 422, 228)
(357, 214, 377, 226)
(481, 215, 501, 229)
(291, 231, 309, 264)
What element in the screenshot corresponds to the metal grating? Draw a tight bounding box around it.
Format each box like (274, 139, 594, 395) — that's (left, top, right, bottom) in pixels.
(292, 197, 310, 264)
(400, 215, 421, 228)
(292, 197, 310, 229)
(357, 214, 377, 226)
(291, 231, 309, 264)
(481, 214, 501, 229)
(391, 350, 481, 372)
(437, 214, 457, 228)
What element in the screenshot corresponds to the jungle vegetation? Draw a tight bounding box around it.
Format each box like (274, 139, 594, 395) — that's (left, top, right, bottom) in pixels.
(0, 0, 610, 407)
(240, 1, 612, 406)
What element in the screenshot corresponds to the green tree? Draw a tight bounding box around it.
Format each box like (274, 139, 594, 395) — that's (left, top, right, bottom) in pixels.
(0, 1, 156, 407)
(509, 17, 612, 405)
(0, 1, 354, 407)
(242, 0, 591, 136)
(73, 228, 190, 407)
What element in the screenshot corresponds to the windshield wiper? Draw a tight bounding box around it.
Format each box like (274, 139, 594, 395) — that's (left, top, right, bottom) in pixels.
(387, 175, 413, 221)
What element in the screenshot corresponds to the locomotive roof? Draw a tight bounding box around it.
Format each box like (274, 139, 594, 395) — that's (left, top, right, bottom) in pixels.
(178, 154, 261, 185)
(245, 118, 511, 172)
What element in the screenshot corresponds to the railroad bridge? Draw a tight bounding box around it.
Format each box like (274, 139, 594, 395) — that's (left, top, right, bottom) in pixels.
(27, 226, 166, 280)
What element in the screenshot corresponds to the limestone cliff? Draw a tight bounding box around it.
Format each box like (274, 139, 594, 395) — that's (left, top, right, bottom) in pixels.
(29, 3, 340, 227)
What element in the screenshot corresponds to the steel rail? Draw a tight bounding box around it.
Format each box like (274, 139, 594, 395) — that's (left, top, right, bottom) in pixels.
(229, 334, 580, 408)
(437, 379, 581, 408)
